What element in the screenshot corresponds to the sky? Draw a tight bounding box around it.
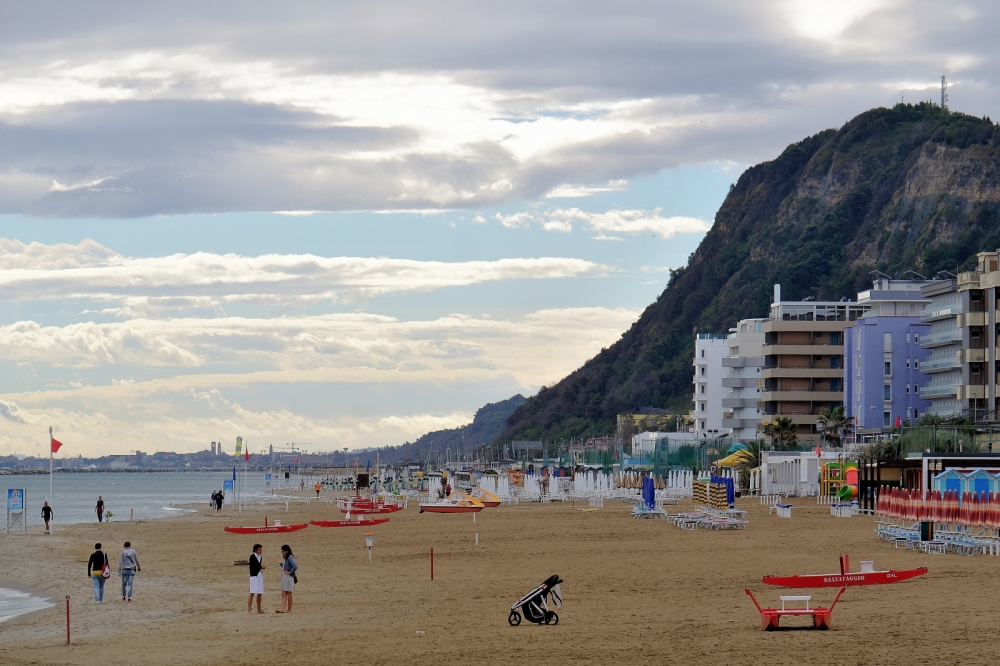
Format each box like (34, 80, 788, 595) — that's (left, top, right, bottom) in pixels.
(1, 0, 997, 457)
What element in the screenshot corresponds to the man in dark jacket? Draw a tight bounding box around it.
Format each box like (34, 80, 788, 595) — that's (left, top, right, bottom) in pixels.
(88, 543, 108, 602)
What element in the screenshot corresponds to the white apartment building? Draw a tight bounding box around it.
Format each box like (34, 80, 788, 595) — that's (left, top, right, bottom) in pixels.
(722, 318, 766, 442)
(693, 333, 728, 437)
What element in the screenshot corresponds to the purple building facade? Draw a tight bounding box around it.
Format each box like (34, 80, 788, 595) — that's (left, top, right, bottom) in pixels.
(844, 279, 936, 433)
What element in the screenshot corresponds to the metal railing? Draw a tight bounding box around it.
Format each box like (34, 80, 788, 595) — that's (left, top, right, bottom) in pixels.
(920, 328, 962, 347)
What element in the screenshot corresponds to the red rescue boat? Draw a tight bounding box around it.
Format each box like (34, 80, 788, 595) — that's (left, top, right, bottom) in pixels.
(762, 554, 927, 588)
(340, 505, 401, 514)
(309, 518, 390, 528)
(224, 523, 309, 534)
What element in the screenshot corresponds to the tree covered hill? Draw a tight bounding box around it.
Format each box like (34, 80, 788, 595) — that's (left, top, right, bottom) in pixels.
(498, 103, 1000, 442)
(378, 394, 526, 463)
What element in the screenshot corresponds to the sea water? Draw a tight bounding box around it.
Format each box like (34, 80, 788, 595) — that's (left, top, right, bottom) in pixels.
(0, 470, 290, 526)
(0, 588, 54, 623)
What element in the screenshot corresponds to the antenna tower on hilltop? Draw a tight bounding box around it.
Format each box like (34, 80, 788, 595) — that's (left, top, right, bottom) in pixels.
(941, 75, 948, 110)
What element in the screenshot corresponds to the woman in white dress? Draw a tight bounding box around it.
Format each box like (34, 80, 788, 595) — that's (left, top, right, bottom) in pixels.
(247, 544, 266, 613)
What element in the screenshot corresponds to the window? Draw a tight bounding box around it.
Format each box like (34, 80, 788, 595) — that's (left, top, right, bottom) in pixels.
(700, 385, 705, 394)
(906, 408, 911, 418)
(914, 409, 919, 420)
(883, 332, 892, 351)
(906, 333, 911, 344)
(914, 359, 919, 369)
(700, 367, 706, 376)
(914, 334, 919, 344)
(906, 358, 910, 369)
(856, 335, 861, 351)
(883, 411, 891, 427)
(831, 356, 841, 369)
(700, 402, 705, 412)
(884, 385, 891, 400)
(831, 378, 842, 391)
(884, 361, 892, 376)
(906, 385, 910, 394)
(831, 332, 841, 344)
(701, 349, 705, 358)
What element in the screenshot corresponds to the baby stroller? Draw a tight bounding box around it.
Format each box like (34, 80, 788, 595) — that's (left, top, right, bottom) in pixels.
(508, 574, 563, 626)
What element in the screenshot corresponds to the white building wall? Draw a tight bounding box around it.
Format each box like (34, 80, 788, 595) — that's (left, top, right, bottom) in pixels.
(693, 334, 728, 438)
(723, 318, 766, 442)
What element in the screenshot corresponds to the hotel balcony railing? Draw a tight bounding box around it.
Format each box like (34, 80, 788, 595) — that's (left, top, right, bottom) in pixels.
(920, 329, 962, 348)
(920, 305, 961, 322)
(920, 354, 961, 373)
(920, 384, 959, 398)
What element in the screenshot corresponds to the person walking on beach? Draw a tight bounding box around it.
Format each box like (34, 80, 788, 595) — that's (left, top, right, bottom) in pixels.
(96, 496, 105, 523)
(88, 543, 109, 603)
(118, 541, 141, 602)
(247, 544, 266, 613)
(216, 491, 224, 512)
(314, 482, 321, 498)
(41, 501, 53, 534)
(276, 545, 297, 614)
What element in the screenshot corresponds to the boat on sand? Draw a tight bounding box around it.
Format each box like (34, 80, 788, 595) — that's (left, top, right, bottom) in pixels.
(762, 554, 927, 588)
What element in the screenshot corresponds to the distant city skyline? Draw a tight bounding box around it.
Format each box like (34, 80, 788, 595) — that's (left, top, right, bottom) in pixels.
(1, 1, 998, 456)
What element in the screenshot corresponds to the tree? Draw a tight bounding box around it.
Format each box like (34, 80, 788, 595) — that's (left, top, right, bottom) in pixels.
(817, 406, 850, 448)
(772, 417, 798, 450)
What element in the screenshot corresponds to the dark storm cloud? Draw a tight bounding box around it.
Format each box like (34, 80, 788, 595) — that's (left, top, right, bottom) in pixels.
(0, 1, 997, 217)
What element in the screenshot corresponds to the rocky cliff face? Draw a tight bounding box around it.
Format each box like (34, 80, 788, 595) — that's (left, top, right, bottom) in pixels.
(498, 103, 1000, 443)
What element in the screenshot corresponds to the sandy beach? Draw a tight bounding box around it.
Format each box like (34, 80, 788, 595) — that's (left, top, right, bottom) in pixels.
(1, 494, 999, 666)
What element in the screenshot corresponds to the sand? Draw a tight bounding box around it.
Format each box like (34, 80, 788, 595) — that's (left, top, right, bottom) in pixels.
(1, 494, 998, 666)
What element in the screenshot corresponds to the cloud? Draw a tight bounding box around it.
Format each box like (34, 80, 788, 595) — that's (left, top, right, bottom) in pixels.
(0, 238, 611, 308)
(49, 176, 117, 192)
(545, 180, 628, 198)
(487, 207, 711, 238)
(0, 1, 995, 216)
(0, 305, 640, 456)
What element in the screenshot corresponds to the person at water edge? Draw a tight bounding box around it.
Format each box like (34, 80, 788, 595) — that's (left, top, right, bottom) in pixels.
(216, 491, 224, 512)
(210, 490, 218, 509)
(276, 544, 297, 614)
(247, 544, 266, 613)
(96, 496, 104, 522)
(88, 543, 109, 602)
(118, 541, 141, 602)
(41, 501, 53, 533)
(314, 482, 321, 498)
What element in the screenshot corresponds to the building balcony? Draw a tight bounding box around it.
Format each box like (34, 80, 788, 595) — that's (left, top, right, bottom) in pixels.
(920, 354, 961, 373)
(920, 384, 958, 398)
(762, 368, 844, 379)
(761, 391, 844, 402)
(920, 305, 961, 322)
(722, 356, 764, 368)
(920, 329, 962, 348)
(762, 344, 844, 356)
(722, 398, 756, 408)
(722, 377, 756, 388)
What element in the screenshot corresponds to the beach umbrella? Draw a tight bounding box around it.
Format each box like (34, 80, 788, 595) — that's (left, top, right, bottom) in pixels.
(990, 492, 998, 529)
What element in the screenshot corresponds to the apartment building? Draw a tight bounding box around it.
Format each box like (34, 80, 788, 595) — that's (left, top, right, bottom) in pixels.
(760, 285, 869, 443)
(920, 251, 1000, 419)
(693, 333, 728, 436)
(844, 277, 933, 432)
(721, 318, 766, 442)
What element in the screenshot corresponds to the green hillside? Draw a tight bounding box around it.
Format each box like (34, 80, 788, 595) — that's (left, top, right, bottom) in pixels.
(499, 103, 1000, 442)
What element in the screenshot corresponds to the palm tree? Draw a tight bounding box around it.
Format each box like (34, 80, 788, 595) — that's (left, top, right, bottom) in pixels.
(817, 406, 850, 448)
(772, 417, 798, 450)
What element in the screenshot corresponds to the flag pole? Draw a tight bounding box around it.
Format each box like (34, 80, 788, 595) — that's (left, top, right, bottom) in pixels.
(49, 425, 53, 509)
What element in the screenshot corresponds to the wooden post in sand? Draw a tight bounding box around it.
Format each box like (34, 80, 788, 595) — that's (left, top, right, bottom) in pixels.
(430, 548, 434, 580)
(65, 595, 70, 644)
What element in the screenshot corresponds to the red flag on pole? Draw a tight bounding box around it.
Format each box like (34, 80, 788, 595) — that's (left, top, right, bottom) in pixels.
(51, 438, 63, 453)
(244, 444, 249, 462)
(895, 415, 902, 428)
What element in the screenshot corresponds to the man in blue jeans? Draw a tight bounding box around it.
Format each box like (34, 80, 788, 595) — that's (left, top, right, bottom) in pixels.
(118, 541, 141, 602)
(87, 543, 108, 602)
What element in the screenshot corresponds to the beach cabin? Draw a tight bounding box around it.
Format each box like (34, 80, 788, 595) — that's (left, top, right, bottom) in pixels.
(933, 469, 966, 495)
(964, 469, 1000, 496)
